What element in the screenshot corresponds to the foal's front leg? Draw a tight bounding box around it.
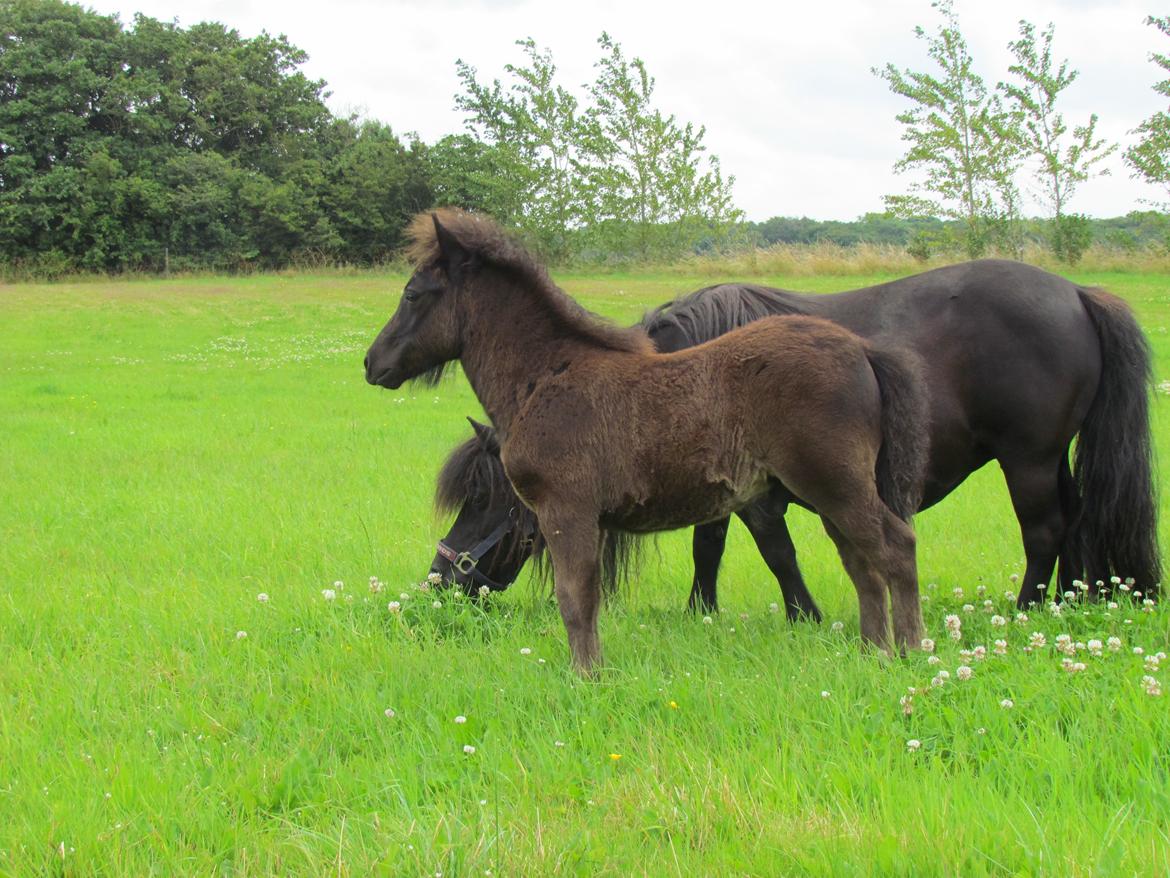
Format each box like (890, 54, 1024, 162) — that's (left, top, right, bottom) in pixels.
(541, 509, 605, 673)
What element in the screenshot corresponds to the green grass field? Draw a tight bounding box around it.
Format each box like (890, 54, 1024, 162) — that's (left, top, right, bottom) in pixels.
(1, 267, 1168, 876)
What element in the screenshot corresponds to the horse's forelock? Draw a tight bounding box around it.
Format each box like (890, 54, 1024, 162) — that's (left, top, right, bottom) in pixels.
(435, 434, 509, 515)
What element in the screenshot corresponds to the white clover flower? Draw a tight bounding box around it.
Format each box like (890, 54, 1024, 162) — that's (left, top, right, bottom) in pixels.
(427, 572, 442, 586)
(953, 587, 965, 599)
(333, 580, 344, 591)
(1133, 646, 1145, 656)
(1015, 612, 1029, 624)
(1107, 636, 1122, 652)
(944, 615, 962, 640)
(928, 655, 941, 666)
(900, 693, 914, 715)
(1048, 602, 1063, 617)
(1119, 581, 1132, 592)
(1004, 590, 1017, 602)
(520, 647, 532, 656)
(1010, 573, 1019, 584)
(387, 601, 401, 613)
(1087, 639, 1103, 657)
(973, 645, 988, 661)
(821, 690, 831, 699)
(1142, 675, 1162, 696)
(1144, 655, 1161, 673)
(769, 603, 780, 613)
(956, 665, 973, 681)
(1063, 590, 1076, 601)
(432, 600, 443, 609)
(831, 621, 844, 632)
(702, 616, 713, 625)
(1142, 599, 1156, 613)
(256, 592, 269, 603)
(963, 603, 975, 614)
(1108, 601, 1119, 610)
(369, 578, 384, 594)
(976, 727, 986, 735)
(454, 715, 467, 724)
(1029, 632, 1047, 648)
(983, 600, 995, 611)
(921, 637, 935, 653)
(993, 640, 1007, 656)
(384, 708, 396, 719)
(930, 675, 945, 688)
(554, 740, 565, 747)
(463, 744, 476, 755)
(235, 630, 248, 640)
(321, 588, 336, 601)
(906, 739, 921, 752)
(990, 615, 1007, 627)
(1000, 698, 1014, 709)
(1110, 576, 1122, 585)
(959, 648, 973, 660)
(478, 585, 491, 598)
(977, 584, 988, 596)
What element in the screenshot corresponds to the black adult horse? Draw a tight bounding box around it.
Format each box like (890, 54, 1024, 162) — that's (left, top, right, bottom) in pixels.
(426, 261, 1160, 613)
(648, 271, 1159, 610)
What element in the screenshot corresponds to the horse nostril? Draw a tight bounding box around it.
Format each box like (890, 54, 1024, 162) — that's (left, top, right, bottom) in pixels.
(363, 355, 369, 372)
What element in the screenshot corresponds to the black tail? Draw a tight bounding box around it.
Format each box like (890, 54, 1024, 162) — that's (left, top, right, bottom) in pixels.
(1070, 287, 1161, 596)
(866, 345, 930, 521)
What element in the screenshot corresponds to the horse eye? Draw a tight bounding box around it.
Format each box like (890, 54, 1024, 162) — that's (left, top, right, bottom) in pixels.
(403, 289, 420, 303)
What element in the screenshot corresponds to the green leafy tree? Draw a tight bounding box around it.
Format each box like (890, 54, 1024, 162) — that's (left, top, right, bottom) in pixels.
(1000, 20, 1115, 262)
(1125, 16, 1170, 207)
(455, 39, 584, 260)
(581, 32, 739, 261)
(323, 119, 431, 262)
(873, 0, 1020, 258)
(426, 133, 527, 224)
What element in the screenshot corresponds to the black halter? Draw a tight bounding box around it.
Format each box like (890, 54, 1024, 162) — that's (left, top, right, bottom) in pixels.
(435, 507, 535, 592)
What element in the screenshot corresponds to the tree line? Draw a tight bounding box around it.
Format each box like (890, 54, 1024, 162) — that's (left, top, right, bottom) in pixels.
(874, 1, 1170, 263)
(0, 1, 737, 275)
(6, 0, 1170, 276)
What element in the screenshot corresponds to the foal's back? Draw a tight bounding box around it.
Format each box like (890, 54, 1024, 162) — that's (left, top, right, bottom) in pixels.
(504, 315, 883, 533)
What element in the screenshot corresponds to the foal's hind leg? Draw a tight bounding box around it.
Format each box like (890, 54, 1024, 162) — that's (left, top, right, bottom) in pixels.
(540, 509, 605, 673)
(820, 516, 892, 652)
(820, 495, 923, 654)
(738, 493, 822, 623)
(688, 519, 729, 613)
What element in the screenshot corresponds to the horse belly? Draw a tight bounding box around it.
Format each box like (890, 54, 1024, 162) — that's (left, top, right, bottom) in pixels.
(604, 463, 771, 533)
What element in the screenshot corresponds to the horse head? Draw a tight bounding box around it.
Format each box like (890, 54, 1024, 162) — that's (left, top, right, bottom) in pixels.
(429, 417, 540, 595)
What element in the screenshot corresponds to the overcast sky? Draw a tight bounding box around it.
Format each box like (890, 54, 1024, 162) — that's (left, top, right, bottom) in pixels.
(86, 0, 1168, 221)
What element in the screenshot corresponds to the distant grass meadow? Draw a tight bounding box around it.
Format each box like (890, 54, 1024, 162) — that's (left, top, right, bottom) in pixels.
(1, 266, 1169, 875)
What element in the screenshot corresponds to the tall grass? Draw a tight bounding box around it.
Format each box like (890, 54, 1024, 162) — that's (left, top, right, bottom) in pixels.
(0, 269, 1167, 875)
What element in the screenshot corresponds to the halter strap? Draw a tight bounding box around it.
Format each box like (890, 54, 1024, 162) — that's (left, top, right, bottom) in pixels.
(435, 507, 533, 592)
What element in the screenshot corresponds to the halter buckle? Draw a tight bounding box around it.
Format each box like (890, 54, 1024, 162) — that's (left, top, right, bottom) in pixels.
(453, 552, 477, 575)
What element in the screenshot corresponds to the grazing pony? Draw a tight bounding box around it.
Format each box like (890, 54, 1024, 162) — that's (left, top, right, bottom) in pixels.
(366, 209, 929, 671)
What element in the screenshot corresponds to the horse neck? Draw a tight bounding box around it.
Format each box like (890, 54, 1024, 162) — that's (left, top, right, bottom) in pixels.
(458, 280, 587, 435)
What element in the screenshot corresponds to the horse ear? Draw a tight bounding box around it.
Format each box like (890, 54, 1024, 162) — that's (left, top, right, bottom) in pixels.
(466, 416, 498, 451)
(433, 213, 473, 283)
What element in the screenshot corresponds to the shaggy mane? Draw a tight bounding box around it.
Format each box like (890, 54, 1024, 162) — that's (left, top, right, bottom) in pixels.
(641, 283, 811, 346)
(407, 208, 652, 356)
